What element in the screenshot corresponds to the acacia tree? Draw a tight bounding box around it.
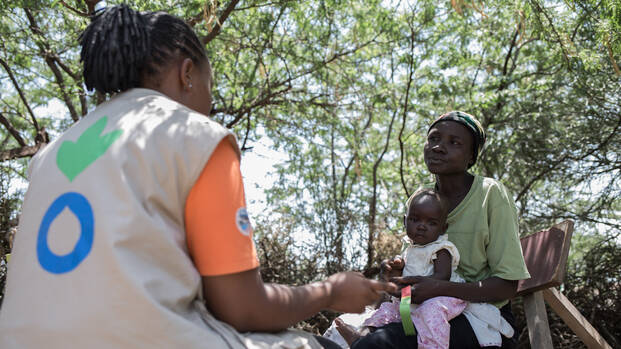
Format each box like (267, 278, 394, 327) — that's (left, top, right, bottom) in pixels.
(0, 0, 619, 345)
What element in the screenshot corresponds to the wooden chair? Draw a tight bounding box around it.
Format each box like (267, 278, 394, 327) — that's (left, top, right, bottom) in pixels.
(516, 220, 612, 349)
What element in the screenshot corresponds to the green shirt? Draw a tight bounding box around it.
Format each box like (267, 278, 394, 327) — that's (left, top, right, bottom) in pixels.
(433, 175, 530, 306)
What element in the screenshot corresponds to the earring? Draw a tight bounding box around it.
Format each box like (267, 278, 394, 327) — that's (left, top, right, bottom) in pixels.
(188, 82, 193, 88)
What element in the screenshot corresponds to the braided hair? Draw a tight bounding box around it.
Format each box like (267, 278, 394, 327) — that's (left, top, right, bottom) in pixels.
(79, 5, 207, 94)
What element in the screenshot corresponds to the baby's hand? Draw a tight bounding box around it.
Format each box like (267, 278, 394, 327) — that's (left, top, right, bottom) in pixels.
(379, 257, 404, 282)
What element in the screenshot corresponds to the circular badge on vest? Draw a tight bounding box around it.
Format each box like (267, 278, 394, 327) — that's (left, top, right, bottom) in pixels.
(235, 207, 251, 236)
(37, 192, 94, 274)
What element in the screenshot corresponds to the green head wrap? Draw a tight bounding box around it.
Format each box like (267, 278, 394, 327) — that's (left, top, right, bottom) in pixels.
(427, 111, 486, 168)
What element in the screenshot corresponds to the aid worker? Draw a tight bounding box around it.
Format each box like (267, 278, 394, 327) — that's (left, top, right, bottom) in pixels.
(0, 5, 395, 348)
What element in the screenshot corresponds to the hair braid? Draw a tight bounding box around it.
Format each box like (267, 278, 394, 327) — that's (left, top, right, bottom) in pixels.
(142, 11, 207, 77)
(79, 5, 207, 94)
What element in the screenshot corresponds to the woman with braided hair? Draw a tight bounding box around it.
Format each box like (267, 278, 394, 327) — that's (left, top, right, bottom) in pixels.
(0, 5, 395, 348)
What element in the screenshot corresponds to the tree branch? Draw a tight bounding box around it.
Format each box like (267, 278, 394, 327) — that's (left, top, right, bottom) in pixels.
(341, 110, 374, 201)
(398, 25, 417, 199)
(202, 0, 241, 45)
(222, 85, 292, 128)
(25, 8, 80, 122)
(0, 143, 46, 162)
(515, 115, 621, 202)
(0, 57, 40, 131)
(329, 123, 344, 269)
(45, 56, 80, 121)
(50, 53, 87, 116)
(52, 53, 81, 81)
(0, 112, 26, 147)
(214, 39, 378, 128)
(481, 26, 523, 128)
(502, 27, 520, 77)
(366, 108, 398, 272)
(234, 1, 293, 12)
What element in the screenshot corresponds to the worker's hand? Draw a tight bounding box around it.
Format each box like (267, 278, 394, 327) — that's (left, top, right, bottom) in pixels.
(379, 257, 405, 282)
(324, 271, 397, 313)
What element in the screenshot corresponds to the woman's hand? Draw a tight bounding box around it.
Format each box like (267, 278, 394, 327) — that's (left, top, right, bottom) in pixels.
(379, 257, 405, 282)
(390, 276, 448, 304)
(325, 272, 398, 313)
(389, 276, 519, 304)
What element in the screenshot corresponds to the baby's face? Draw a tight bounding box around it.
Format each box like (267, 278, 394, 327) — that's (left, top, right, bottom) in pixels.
(405, 195, 446, 245)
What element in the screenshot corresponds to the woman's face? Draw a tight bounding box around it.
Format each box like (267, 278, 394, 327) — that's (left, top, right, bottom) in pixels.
(424, 121, 474, 175)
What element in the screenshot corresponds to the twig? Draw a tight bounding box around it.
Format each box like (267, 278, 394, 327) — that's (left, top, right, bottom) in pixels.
(529, 0, 572, 68)
(605, 36, 620, 76)
(240, 113, 252, 151)
(58, 0, 90, 17)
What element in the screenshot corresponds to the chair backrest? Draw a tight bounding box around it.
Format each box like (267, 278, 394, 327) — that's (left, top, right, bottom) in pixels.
(516, 220, 574, 296)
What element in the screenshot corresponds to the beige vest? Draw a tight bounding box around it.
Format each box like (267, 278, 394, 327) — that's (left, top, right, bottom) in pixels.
(0, 89, 320, 349)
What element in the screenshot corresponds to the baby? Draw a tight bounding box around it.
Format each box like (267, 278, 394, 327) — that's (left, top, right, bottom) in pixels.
(333, 188, 467, 349)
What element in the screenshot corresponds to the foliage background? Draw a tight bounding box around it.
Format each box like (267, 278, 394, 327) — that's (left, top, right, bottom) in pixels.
(0, 0, 619, 347)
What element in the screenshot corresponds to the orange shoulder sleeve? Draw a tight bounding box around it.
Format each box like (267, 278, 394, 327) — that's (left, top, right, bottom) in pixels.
(185, 139, 259, 276)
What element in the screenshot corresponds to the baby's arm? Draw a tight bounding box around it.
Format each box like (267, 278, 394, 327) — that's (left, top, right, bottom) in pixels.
(430, 249, 452, 281)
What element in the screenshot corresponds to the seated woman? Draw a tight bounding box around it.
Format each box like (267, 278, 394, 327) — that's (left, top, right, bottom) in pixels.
(332, 111, 530, 349)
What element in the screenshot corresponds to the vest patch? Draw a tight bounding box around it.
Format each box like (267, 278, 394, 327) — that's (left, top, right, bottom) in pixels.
(37, 192, 94, 274)
(235, 207, 251, 236)
(56, 116, 122, 182)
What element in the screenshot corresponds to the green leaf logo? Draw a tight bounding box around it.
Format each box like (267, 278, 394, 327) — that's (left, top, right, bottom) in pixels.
(56, 116, 122, 182)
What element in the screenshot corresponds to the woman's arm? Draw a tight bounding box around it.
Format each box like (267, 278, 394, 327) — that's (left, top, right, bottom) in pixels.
(378, 249, 452, 299)
(202, 268, 397, 332)
(381, 248, 452, 283)
(188, 141, 396, 331)
(391, 275, 518, 304)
